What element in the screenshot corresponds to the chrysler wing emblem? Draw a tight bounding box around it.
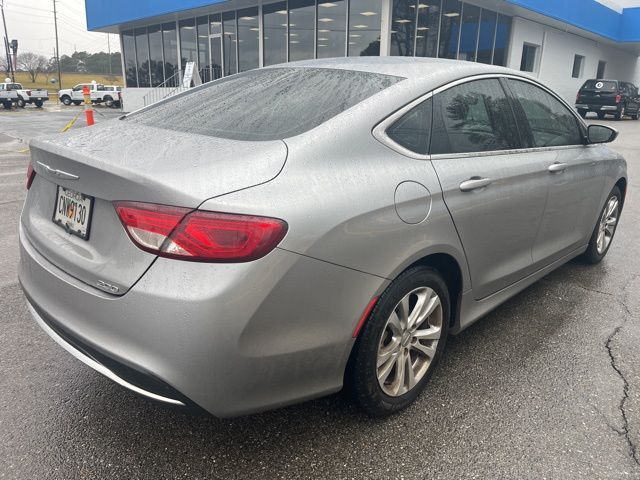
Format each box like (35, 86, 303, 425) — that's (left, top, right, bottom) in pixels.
(36, 161, 79, 181)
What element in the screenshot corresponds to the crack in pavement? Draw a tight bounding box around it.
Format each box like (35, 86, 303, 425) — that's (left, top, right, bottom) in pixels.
(552, 275, 640, 466)
(605, 323, 640, 466)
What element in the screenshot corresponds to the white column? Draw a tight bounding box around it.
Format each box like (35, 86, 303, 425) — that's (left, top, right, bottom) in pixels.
(380, 0, 392, 56)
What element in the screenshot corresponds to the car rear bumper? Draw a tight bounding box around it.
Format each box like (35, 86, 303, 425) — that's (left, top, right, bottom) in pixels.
(18, 222, 386, 417)
(575, 103, 618, 111)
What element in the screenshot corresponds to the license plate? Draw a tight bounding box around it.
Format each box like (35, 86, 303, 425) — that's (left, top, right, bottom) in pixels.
(52, 186, 94, 240)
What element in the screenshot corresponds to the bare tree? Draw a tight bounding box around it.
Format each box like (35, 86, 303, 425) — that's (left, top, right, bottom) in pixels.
(0, 55, 8, 76)
(17, 52, 49, 83)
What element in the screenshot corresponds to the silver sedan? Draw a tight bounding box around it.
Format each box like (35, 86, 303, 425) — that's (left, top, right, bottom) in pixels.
(19, 58, 626, 417)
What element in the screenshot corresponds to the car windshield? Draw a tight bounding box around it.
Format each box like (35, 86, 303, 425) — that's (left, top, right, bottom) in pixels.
(581, 80, 617, 91)
(125, 67, 404, 141)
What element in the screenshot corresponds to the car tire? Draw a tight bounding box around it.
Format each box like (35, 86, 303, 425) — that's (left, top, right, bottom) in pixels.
(347, 266, 450, 417)
(103, 95, 113, 107)
(60, 95, 72, 106)
(2, 101, 11, 110)
(73, 100, 82, 106)
(17, 97, 25, 108)
(631, 113, 639, 120)
(615, 105, 625, 120)
(582, 185, 622, 265)
(34, 100, 43, 108)
(597, 112, 606, 120)
(578, 109, 587, 119)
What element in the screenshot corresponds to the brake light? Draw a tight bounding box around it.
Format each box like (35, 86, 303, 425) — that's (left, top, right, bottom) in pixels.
(616, 94, 622, 103)
(26, 90, 31, 96)
(114, 202, 288, 262)
(26, 163, 35, 189)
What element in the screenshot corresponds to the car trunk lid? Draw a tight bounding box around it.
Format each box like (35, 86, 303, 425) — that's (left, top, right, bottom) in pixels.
(21, 122, 287, 294)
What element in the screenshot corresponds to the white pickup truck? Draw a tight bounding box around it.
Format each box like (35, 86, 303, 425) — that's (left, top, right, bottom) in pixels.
(0, 82, 48, 108)
(58, 82, 120, 108)
(0, 81, 19, 109)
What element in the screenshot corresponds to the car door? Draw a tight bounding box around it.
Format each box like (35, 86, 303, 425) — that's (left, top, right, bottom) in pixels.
(429, 78, 549, 300)
(505, 78, 607, 265)
(71, 85, 85, 101)
(625, 83, 640, 114)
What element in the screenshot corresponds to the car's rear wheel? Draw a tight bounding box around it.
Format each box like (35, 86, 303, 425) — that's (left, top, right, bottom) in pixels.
(104, 95, 113, 107)
(347, 266, 450, 416)
(597, 112, 606, 120)
(17, 97, 25, 108)
(582, 186, 622, 264)
(34, 100, 43, 108)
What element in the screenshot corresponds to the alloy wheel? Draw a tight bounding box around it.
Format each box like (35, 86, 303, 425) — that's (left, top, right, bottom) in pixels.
(597, 195, 619, 254)
(376, 287, 443, 397)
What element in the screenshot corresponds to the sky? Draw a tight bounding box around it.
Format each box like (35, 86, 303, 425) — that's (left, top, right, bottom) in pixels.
(1, 0, 120, 58)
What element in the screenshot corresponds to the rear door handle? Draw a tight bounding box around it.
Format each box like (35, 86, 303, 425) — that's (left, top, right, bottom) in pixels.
(548, 162, 568, 173)
(459, 177, 492, 192)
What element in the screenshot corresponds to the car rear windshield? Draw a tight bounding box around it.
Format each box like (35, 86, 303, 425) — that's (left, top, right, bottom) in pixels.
(581, 80, 617, 91)
(124, 67, 403, 141)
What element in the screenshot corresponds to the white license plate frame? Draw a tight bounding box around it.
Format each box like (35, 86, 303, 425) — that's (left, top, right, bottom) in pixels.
(52, 186, 94, 240)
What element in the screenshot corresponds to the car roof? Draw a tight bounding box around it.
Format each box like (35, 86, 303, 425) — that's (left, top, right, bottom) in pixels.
(281, 56, 516, 80)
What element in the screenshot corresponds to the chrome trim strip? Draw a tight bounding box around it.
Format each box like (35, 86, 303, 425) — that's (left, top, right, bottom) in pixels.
(26, 302, 185, 406)
(36, 161, 79, 181)
(373, 72, 590, 160)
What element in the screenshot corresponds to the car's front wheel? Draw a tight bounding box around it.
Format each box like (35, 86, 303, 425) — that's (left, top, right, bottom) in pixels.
(60, 95, 72, 106)
(347, 266, 450, 416)
(582, 186, 622, 264)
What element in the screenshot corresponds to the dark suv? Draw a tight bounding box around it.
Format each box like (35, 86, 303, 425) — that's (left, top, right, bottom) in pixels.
(575, 79, 640, 120)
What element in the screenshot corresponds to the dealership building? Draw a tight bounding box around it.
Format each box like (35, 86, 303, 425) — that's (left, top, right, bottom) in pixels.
(85, 0, 640, 110)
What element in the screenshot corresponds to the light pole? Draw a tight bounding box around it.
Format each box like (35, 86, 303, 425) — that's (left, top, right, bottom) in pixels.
(53, 0, 62, 89)
(0, 0, 14, 81)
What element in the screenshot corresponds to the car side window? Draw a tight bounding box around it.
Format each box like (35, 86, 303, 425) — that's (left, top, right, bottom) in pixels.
(430, 79, 520, 155)
(72, 85, 83, 91)
(507, 79, 583, 147)
(386, 97, 432, 154)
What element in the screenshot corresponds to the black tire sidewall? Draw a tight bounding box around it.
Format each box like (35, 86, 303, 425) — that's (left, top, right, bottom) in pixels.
(348, 266, 450, 416)
(583, 186, 622, 264)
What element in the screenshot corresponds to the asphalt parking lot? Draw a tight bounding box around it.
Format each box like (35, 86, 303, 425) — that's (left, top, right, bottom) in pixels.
(1, 109, 639, 479)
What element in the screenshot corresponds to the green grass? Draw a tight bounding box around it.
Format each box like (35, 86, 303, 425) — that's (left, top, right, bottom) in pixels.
(5, 72, 123, 90)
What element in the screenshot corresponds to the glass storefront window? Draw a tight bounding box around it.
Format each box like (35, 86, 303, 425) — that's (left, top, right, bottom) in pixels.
(162, 23, 178, 82)
(390, 0, 415, 57)
(148, 25, 164, 87)
(179, 19, 197, 71)
(263, 2, 287, 66)
(438, 0, 461, 59)
(238, 7, 259, 72)
(492, 14, 511, 66)
(223, 11, 238, 75)
(415, 3, 439, 58)
(458, 3, 479, 61)
(122, 30, 137, 87)
(317, 0, 346, 58)
(210, 14, 223, 80)
(197, 16, 210, 82)
(135, 27, 150, 87)
(289, 0, 315, 62)
(476, 9, 496, 64)
(348, 0, 381, 56)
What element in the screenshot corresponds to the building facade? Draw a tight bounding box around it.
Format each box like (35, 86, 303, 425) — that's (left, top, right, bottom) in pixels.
(85, 0, 640, 110)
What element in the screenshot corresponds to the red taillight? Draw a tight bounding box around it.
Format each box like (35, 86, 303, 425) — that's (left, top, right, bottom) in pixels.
(26, 163, 35, 189)
(616, 94, 622, 104)
(114, 201, 288, 262)
(26, 90, 31, 96)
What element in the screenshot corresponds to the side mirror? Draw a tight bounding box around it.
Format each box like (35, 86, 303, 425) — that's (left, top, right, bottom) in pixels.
(587, 124, 618, 144)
